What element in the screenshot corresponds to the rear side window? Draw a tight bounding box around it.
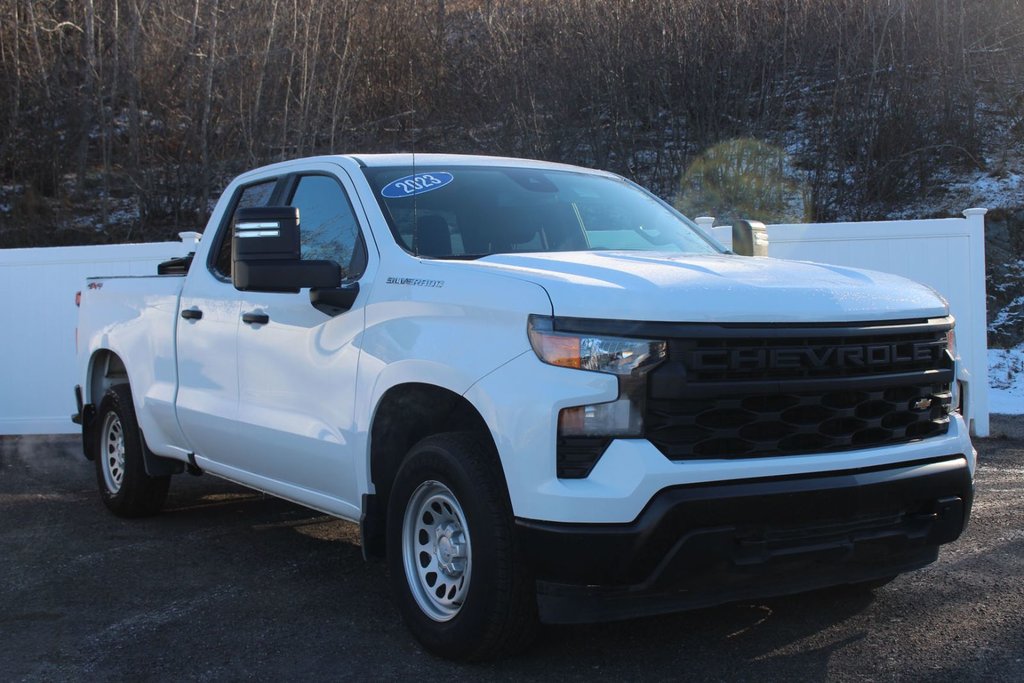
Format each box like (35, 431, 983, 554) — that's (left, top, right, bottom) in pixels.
(212, 180, 277, 278)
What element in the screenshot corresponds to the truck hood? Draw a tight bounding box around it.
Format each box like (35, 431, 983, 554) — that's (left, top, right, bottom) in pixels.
(467, 252, 948, 323)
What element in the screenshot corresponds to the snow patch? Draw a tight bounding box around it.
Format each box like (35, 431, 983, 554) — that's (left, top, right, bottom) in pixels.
(988, 346, 1024, 414)
(989, 293, 1024, 330)
(972, 171, 1023, 198)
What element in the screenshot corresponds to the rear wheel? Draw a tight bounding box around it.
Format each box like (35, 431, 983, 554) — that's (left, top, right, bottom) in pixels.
(386, 433, 537, 660)
(94, 384, 170, 517)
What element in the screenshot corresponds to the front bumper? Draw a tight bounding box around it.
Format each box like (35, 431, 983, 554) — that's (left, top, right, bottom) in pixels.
(516, 454, 972, 624)
(467, 351, 976, 523)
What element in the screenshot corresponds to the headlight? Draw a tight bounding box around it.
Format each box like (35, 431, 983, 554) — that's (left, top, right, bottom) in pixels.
(527, 315, 666, 376)
(528, 315, 666, 437)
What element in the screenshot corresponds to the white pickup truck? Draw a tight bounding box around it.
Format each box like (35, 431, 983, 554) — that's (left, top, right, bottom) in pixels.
(74, 154, 975, 660)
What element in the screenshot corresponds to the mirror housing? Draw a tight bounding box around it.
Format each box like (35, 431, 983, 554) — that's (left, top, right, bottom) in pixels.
(232, 206, 340, 292)
(732, 219, 769, 257)
(310, 282, 360, 316)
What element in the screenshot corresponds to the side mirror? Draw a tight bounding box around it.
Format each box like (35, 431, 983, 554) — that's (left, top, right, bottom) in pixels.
(232, 206, 340, 292)
(310, 282, 360, 316)
(732, 219, 769, 257)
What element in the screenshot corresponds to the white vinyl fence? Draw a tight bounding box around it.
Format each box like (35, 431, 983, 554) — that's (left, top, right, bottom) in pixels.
(0, 210, 990, 437)
(0, 234, 199, 435)
(705, 208, 989, 436)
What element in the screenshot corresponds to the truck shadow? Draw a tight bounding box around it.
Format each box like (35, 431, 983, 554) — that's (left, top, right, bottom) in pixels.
(157, 476, 881, 678)
(518, 589, 875, 679)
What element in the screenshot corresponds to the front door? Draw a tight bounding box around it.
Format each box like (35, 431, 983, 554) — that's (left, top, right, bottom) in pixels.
(232, 164, 374, 514)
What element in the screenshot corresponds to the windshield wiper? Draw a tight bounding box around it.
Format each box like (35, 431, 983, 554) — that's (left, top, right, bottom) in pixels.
(420, 253, 493, 260)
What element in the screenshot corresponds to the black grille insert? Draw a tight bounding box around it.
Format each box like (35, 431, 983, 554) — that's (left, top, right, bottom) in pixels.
(644, 318, 953, 460)
(557, 437, 611, 478)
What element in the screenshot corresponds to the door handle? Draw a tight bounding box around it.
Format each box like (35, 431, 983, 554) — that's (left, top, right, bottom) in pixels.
(242, 311, 270, 325)
(180, 308, 203, 320)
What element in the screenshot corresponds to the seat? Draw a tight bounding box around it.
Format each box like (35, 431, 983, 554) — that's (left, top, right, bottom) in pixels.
(490, 206, 540, 253)
(415, 214, 452, 257)
(541, 203, 588, 251)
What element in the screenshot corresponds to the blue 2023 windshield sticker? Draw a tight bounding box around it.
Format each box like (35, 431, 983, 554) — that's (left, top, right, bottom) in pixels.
(381, 172, 454, 199)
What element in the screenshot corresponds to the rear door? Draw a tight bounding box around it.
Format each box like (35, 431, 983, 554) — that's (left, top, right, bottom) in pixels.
(176, 177, 282, 460)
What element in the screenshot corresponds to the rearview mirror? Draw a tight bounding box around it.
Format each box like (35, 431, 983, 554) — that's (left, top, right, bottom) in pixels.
(232, 206, 340, 292)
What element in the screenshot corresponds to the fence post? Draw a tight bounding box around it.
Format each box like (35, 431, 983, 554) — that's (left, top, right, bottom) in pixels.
(694, 216, 715, 231)
(962, 208, 989, 437)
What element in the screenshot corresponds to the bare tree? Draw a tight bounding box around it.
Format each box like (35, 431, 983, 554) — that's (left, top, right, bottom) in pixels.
(1, 0, 1022, 247)
(199, 0, 220, 211)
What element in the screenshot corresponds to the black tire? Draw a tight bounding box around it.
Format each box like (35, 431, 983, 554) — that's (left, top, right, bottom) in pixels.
(93, 384, 170, 518)
(386, 432, 538, 660)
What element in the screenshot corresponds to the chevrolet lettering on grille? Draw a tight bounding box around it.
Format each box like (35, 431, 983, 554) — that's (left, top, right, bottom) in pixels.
(686, 340, 945, 372)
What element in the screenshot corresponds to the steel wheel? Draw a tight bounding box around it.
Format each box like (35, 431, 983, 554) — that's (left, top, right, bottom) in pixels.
(100, 411, 126, 494)
(91, 384, 170, 517)
(387, 433, 537, 659)
(402, 479, 472, 622)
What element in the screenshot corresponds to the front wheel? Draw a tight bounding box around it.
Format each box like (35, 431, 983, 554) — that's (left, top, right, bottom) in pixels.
(386, 433, 537, 660)
(93, 384, 170, 517)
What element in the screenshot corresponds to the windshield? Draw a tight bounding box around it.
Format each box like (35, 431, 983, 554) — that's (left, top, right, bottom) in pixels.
(362, 165, 722, 258)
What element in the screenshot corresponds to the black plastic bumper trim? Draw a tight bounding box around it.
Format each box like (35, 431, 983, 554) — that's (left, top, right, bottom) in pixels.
(516, 455, 972, 624)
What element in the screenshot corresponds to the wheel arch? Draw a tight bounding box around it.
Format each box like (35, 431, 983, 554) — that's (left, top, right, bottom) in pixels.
(81, 349, 131, 461)
(362, 382, 500, 559)
(88, 349, 130, 405)
(83, 349, 180, 477)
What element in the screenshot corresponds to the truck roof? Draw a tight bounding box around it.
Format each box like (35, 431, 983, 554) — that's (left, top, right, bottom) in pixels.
(234, 153, 616, 183)
(350, 153, 601, 173)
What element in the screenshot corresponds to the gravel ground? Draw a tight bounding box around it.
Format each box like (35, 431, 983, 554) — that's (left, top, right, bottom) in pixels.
(1, 423, 1021, 681)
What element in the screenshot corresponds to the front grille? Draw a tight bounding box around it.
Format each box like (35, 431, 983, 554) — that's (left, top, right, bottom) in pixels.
(644, 318, 954, 460)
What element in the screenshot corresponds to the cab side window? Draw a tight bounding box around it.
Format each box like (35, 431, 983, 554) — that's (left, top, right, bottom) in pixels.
(213, 179, 276, 278)
(287, 175, 367, 279)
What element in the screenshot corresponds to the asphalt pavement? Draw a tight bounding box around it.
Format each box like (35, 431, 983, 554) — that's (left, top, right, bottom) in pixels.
(1, 420, 1021, 681)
